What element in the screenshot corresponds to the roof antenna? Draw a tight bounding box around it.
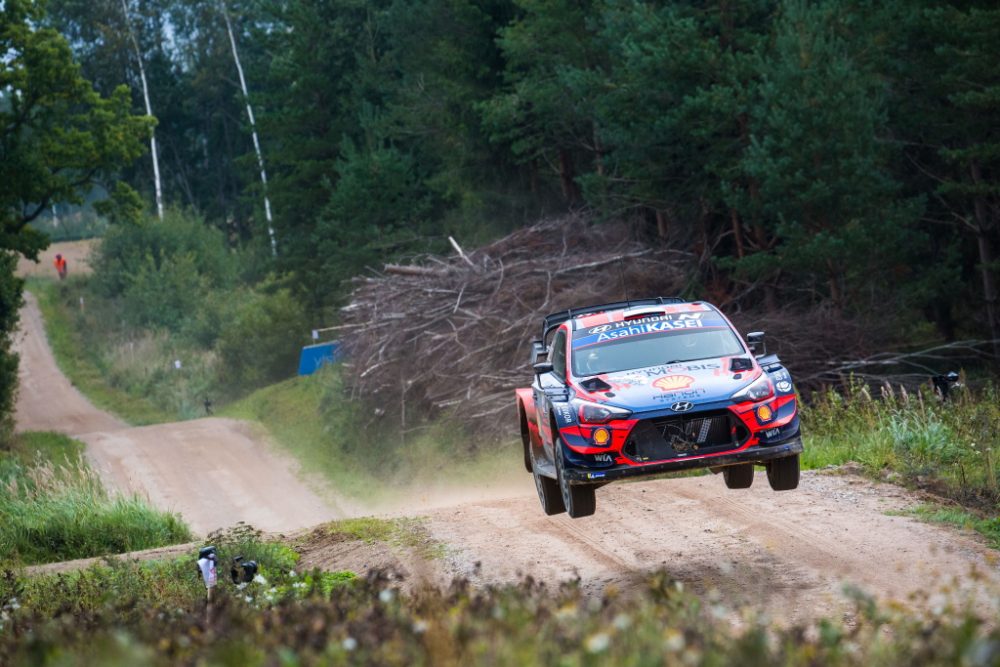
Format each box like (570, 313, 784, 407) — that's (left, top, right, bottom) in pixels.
(618, 256, 631, 304)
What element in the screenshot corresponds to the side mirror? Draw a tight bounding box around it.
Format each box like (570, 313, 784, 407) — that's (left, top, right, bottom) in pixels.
(533, 361, 554, 376)
(746, 331, 766, 356)
(530, 340, 548, 365)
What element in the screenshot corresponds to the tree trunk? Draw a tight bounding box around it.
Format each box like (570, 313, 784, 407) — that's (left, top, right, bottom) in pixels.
(220, 0, 277, 256)
(558, 149, 580, 204)
(120, 0, 163, 220)
(655, 209, 668, 239)
(730, 208, 745, 259)
(969, 161, 1000, 360)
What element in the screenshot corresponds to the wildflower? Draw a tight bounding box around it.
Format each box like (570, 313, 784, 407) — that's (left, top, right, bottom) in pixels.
(663, 628, 685, 652)
(254, 574, 269, 586)
(289, 570, 297, 578)
(612, 614, 631, 631)
(379, 589, 395, 604)
(342, 637, 358, 651)
(585, 632, 610, 653)
(412, 619, 429, 634)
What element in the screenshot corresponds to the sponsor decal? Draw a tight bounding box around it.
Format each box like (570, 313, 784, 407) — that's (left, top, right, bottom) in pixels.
(653, 375, 694, 392)
(593, 453, 613, 463)
(757, 405, 774, 422)
(554, 403, 574, 424)
(764, 428, 780, 438)
(684, 362, 721, 371)
(587, 472, 607, 480)
(594, 320, 705, 343)
(776, 380, 792, 393)
(587, 313, 703, 336)
(670, 401, 694, 412)
(652, 388, 708, 402)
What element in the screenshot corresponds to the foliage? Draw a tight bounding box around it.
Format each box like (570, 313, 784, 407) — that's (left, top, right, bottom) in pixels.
(802, 382, 1000, 511)
(1, 565, 999, 665)
(215, 284, 309, 390)
(0, 0, 150, 441)
(0, 431, 191, 566)
(0, 253, 22, 446)
(31, 278, 175, 425)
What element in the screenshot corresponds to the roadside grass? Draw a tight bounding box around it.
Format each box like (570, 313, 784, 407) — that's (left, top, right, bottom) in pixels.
(889, 504, 1000, 551)
(309, 517, 446, 560)
(2, 565, 998, 665)
(2, 528, 352, 628)
(28, 277, 173, 425)
(221, 367, 523, 505)
(0, 431, 191, 566)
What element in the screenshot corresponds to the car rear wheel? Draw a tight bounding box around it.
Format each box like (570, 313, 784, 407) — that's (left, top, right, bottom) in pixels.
(723, 463, 754, 489)
(767, 454, 800, 491)
(531, 444, 565, 516)
(555, 438, 596, 518)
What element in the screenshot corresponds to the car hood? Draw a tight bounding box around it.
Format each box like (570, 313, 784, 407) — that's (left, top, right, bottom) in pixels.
(571, 358, 760, 412)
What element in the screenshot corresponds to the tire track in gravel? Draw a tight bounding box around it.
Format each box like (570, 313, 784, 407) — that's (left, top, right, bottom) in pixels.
(423, 471, 1000, 623)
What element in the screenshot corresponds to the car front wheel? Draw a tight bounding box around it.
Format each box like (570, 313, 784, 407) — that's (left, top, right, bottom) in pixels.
(555, 438, 596, 518)
(767, 454, 800, 491)
(723, 463, 754, 489)
(531, 444, 565, 515)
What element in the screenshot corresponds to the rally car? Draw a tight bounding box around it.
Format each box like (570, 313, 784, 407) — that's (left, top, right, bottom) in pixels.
(515, 297, 802, 518)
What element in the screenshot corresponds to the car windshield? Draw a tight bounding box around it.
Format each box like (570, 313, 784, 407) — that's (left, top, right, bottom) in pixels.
(571, 328, 744, 377)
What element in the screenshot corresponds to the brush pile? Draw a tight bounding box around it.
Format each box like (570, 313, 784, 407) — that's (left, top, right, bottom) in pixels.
(337, 215, 693, 439)
(337, 215, 905, 441)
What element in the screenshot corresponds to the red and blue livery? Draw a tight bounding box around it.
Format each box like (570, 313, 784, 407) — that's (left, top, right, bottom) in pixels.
(516, 297, 803, 518)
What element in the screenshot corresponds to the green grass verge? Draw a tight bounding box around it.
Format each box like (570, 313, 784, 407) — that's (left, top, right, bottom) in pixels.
(312, 516, 446, 560)
(891, 504, 1000, 550)
(1, 431, 191, 566)
(221, 367, 523, 504)
(27, 278, 173, 425)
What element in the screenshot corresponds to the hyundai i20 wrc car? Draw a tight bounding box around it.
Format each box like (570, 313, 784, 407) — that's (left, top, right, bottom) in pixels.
(515, 297, 803, 518)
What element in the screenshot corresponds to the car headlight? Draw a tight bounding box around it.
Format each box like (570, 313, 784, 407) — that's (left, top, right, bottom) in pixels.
(731, 375, 774, 403)
(572, 399, 632, 424)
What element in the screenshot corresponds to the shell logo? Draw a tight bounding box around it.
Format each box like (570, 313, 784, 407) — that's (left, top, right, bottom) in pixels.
(652, 375, 694, 391)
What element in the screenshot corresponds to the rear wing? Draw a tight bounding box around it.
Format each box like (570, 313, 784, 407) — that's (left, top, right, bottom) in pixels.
(539, 296, 686, 343)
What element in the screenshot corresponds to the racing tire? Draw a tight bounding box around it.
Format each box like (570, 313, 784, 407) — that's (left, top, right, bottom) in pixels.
(555, 437, 596, 519)
(531, 444, 565, 516)
(723, 463, 754, 489)
(767, 454, 800, 491)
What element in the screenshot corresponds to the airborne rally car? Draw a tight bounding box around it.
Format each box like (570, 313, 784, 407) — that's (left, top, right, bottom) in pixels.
(515, 297, 802, 518)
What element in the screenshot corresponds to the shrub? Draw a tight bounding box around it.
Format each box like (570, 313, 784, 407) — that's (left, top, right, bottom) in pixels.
(216, 286, 309, 390)
(91, 209, 236, 324)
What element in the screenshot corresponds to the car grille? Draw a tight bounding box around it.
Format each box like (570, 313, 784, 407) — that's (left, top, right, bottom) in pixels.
(623, 410, 747, 463)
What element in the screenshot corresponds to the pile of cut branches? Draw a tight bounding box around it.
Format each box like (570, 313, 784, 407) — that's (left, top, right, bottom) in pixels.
(337, 215, 932, 442)
(337, 215, 692, 440)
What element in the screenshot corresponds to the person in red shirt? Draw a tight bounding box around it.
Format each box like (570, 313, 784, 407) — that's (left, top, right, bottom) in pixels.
(53, 254, 68, 280)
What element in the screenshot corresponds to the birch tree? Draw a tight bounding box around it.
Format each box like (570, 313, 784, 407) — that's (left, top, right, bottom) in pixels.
(119, 0, 164, 220)
(219, 0, 277, 255)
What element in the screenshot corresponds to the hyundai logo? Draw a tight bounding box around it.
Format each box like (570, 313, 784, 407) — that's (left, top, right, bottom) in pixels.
(670, 401, 694, 412)
(588, 324, 612, 334)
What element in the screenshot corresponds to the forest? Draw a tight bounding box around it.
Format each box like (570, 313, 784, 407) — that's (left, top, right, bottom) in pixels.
(2, 0, 999, 436)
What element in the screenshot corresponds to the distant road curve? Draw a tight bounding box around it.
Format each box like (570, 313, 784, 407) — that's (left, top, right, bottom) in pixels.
(13, 291, 343, 536)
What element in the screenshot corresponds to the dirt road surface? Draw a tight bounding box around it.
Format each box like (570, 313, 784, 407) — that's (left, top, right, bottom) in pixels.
(13, 293, 343, 536)
(13, 278, 1000, 622)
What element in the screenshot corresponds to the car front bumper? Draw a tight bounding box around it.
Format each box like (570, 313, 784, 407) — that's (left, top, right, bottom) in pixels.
(562, 437, 804, 485)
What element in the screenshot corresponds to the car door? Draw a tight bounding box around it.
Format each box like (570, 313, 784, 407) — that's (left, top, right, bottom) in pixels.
(533, 328, 569, 465)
